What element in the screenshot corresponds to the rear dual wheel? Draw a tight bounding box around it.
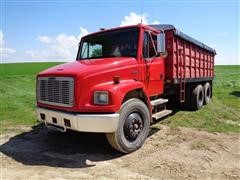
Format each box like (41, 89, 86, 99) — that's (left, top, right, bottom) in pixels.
(203, 82, 211, 105)
(106, 98, 150, 153)
(191, 84, 204, 110)
(191, 82, 212, 110)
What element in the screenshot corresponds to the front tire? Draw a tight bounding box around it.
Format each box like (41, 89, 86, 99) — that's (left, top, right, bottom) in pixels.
(106, 98, 150, 153)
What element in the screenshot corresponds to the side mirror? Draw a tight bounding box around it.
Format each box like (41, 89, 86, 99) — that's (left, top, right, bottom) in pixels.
(157, 32, 167, 57)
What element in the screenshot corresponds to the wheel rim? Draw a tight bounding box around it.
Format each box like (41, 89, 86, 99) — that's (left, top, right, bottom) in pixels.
(124, 112, 143, 142)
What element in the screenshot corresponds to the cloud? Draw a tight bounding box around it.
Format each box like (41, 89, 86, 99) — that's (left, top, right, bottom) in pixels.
(26, 27, 89, 61)
(78, 27, 89, 39)
(25, 50, 49, 59)
(120, 12, 160, 26)
(0, 30, 4, 45)
(1, 47, 16, 55)
(121, 12, 148, 26)
(54, 34, 78, 49)
(0, 30, 16, 58)
(37, 36, 51, 43)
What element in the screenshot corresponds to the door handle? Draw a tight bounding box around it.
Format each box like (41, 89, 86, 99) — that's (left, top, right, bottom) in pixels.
(160, 73, 163, 80)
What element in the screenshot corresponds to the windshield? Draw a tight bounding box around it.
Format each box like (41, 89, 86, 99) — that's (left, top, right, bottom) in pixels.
(77, 28, 139, 60)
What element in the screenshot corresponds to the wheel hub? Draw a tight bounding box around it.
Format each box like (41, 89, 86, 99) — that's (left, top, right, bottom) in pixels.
(124, 112, 143, 142)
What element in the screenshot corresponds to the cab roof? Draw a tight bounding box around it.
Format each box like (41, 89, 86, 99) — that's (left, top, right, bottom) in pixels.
(81, 23, 216, 54)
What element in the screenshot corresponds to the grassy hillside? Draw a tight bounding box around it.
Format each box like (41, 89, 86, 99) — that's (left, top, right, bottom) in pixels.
(0, 62, 63, 132)
(0, 63, 239, 133)
(0, 62, 63, 76)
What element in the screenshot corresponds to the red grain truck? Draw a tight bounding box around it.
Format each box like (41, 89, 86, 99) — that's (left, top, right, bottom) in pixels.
(36, 24, 216, 153)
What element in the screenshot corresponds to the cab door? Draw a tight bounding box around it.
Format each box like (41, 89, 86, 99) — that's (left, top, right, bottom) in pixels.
(142, 31, 164, 96)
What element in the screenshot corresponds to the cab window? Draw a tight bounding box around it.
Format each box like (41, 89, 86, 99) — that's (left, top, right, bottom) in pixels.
(142, 32, 157, 58)
(81, 42, 103, 59)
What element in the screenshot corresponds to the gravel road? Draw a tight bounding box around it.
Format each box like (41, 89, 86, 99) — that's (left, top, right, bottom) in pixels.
(1, 124, 239, 179)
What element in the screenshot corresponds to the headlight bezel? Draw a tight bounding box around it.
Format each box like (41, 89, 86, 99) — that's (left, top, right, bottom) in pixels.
(94, 91, 109, 105)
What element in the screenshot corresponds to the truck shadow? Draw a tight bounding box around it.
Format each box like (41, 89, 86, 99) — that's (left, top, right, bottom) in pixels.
(0, 123, 163, 169)
(230, 91, 240, 97)
(0, 124, 123, 168)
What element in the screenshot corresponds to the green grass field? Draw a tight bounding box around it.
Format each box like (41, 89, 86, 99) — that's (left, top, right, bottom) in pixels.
(162, 65, 240, 132)
(0, 62, 63, 133)
(0, 63, 239, 133)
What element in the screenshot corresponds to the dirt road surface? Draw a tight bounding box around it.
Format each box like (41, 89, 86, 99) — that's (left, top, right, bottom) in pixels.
(0, 124, 239, 179)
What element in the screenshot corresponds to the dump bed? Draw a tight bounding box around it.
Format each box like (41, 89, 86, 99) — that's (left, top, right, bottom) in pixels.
(151, 24, 216, 83)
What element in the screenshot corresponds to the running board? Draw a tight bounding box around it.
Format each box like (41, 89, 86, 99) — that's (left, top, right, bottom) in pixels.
(152, 110, 172, 120)
(151, 98, 168, 106)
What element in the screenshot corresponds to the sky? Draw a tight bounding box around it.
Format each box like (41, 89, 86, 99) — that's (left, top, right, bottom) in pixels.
(0, 0, 239, 65)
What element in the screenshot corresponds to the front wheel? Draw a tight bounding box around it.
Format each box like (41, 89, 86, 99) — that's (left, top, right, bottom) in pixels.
(106, 98, 150, 153)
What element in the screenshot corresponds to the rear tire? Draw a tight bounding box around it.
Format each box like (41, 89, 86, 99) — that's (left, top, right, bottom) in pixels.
(106, 98, 150, 153)
(191, 84, 204, 110)
(203, 82, 211, 105)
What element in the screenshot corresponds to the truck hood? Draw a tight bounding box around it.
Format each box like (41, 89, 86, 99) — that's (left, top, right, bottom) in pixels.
(38, 57, 136, 78)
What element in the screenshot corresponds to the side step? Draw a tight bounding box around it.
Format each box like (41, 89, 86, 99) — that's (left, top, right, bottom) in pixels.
(152, 110, 172, 121)
(151, 98, 168, 106)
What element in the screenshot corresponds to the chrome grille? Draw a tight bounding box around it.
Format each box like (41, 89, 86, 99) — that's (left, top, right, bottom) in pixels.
(37, 77, 74, 107)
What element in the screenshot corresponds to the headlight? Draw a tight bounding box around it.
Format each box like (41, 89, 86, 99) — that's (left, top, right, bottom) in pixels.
(94, 91, 109, 105)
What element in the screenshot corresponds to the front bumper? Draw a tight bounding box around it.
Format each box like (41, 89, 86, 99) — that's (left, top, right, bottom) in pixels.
(36, 107, 119, 133)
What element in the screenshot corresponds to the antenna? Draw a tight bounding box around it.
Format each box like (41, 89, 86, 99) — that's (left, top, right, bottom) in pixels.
(140, 0, 143, 24)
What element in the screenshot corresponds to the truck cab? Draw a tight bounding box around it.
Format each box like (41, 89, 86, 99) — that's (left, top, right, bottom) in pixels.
(36, 24, 215, 153)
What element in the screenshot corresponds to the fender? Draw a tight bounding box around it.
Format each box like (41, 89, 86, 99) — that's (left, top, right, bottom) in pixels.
(87, 79, 151, 113)
(112, 80, 151, 111)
